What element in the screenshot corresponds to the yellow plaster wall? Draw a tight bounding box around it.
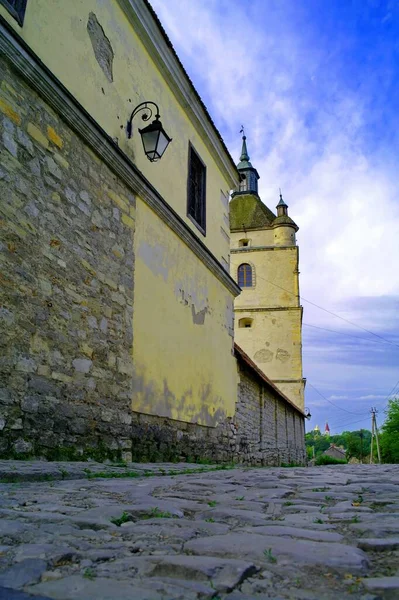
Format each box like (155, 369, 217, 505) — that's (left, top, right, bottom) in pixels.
(231, 247, 299, 308)
(230, 229, 274, 249)
(132, 198, 237, 425)
(0, 0, 232, 263)
(231, 244, 304, 411)
(235, 309, 302, 379)
(274, 226, 296, 246)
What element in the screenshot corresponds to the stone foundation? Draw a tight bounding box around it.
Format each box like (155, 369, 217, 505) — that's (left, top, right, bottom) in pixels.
(0, 55, 135, 461)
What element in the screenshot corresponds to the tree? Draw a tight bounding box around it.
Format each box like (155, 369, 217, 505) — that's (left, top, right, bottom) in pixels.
(380, 398, 399, 464)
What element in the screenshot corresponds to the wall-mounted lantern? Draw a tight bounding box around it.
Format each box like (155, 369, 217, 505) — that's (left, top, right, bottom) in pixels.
(305, 407, 312, 420)
(127, 101, 172, 162)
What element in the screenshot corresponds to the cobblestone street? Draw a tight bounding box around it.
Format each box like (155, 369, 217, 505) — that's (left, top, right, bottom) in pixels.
(0, 462, 398, 599)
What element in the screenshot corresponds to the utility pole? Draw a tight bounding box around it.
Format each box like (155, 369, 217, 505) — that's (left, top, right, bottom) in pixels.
(359, 429, 363, 464)
(370, 408, 381, 464)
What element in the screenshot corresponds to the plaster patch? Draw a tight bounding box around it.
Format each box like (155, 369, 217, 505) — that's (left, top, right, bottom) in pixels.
(276, 348, 290, 362)
(254, 348, 273, 363)
(138, 240, 170, 281)
(191, 304, 207, 325)
(87, 13, 114, 83)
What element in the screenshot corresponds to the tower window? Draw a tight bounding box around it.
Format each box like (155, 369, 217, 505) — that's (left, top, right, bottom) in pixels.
(187, 144, 206, 235)
(239, 318, 253, 328)
(238, 263, 253, 287)
(0, 0, 28, 25)
(239, 239, 250, 247)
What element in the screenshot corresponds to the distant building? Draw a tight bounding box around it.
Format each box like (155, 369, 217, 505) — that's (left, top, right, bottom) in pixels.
(323, 444, 346, 461)
(313, 425, 320, 434)
(324, 423, 330, 436)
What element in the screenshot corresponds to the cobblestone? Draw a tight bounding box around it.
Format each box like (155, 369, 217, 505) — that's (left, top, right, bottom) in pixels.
(0, 463, 398, 599)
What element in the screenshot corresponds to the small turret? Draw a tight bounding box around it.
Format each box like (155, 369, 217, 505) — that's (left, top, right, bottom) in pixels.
(276, 192, 288, 216)
(272, 191, 298, 246)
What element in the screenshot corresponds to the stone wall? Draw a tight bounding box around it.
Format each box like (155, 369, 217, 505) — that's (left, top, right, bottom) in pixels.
(127, 348, 306, 466)
(0, 56, 136, 461)
(233, 353, 306, 465)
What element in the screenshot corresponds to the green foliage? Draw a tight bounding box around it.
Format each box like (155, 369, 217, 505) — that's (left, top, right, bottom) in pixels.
(264, 548, 277, 563)
(313, 518, 324, 524)
(379, 398, 399, 463)
(110, 512, 131, 526)
(141, 507, 175, 519)
(306, 429, 371, 462)
(205, 517, 215, 523)
(315, 454, 347, 465)
(83, 568, 96, 580)
(207, 500, 217, 507)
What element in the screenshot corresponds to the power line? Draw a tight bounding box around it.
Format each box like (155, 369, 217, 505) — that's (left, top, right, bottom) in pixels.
(252, 272, 399, 349)
(303, 323, 393, 347)
(327, 415, 371, 431)
(381, 378, 399, 409)
(306, 381, 369, 416)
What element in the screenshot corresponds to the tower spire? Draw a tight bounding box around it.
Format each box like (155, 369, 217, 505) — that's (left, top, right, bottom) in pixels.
(239, 126, 250, 162)
(233, 126, 260, 197)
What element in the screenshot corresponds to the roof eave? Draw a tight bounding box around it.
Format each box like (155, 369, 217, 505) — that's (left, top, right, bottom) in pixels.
(118, 0, 239, 189)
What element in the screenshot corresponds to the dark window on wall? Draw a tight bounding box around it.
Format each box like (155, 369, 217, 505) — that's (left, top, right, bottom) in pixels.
(187, 144, 206, 235)
(238, 263, 253, 287)
(0, 0, 28, 25)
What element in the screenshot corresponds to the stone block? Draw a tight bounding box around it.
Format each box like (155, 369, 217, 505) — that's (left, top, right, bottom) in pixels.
(72, 358, 92, 374)
(47, 126, 63, 148)
(0, 98, 21, 124)
(27, 123, 49, 149)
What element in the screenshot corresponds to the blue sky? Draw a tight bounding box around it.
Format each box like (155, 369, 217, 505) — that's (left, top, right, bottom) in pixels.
(150, 0, 399, 433)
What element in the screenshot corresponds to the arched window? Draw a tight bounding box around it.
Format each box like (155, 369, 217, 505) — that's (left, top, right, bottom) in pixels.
(238, 263, 253, 287)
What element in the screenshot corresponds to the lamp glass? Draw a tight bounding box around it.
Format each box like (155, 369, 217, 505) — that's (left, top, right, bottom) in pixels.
(139, 119, 171, 162)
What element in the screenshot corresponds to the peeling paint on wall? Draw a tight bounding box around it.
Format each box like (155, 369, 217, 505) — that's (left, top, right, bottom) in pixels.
(276, 348, 290, 362)
(132, 362, 227, 426)
(138, 239, 172, 282)
(254, 348, 274, 363)
(191, 304, 208, 325)
(87, 13, 114, 83)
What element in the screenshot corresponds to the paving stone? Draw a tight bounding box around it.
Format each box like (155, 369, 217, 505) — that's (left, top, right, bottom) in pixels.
(184, 533, 369, 570)
(362, 576, 399, 592)
(0, 558, 48, 588)
(239, 525, 344, 542)
(114, 555, 258, 591)
(357, 537, 399, 551)
(28, 576, 166, 600)
(195, 508, 270, 526)
(0, 588, 53, 600)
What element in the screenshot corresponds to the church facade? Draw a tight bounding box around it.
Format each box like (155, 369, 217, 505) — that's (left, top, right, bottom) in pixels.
(230, 135, 305, 411)
(0, 0, 305, 464)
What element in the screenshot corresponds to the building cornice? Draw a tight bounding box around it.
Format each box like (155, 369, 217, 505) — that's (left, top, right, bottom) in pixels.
(117, 0, 239, 190)
(235, 306, 302, 313)
(231, 246, 298, 253)
(0, 18, 240, 298)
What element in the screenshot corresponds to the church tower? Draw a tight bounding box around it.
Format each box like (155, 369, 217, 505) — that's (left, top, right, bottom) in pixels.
(230, 133, 305, 411)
